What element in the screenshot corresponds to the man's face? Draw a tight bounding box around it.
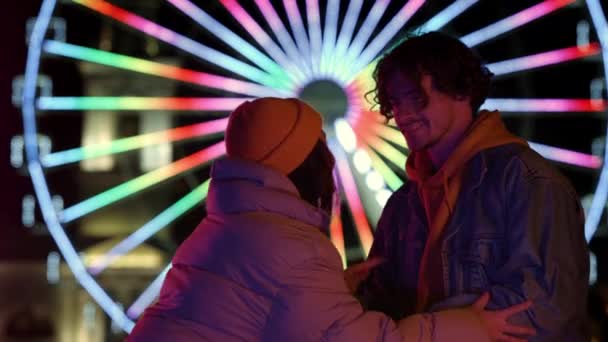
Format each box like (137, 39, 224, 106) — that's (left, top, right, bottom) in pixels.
(385, 72, 466, 152)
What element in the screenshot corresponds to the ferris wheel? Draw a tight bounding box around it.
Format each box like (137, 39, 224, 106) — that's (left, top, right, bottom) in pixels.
(19, 0, 608, 333)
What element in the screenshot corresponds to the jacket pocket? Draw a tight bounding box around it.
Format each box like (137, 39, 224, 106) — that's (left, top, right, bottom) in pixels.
(458, 238, 503, 292)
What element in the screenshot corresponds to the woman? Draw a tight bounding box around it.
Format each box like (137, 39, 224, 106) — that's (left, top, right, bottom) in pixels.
(128, 97, 534, 341)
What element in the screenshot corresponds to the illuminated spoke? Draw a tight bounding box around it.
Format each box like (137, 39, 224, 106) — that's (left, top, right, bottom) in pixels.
(364, 134, 407, 170)
(329, 0, 363, 78)
(166, 0, 292, 86)
(585, 0, 608, 241)
(59, 142, 225, 223)
(42, 118, 227, 168)
(329, 201, 346, 268)
(88, 180, 210, 275)
(358, 144, 404, 191)
(346, 0, 427, 82)
(219, 0, 306, 83)
(43, 41, 281, 97)
(482, 98, 607, 113)
(283, 0, 311, 74)
(529, 142, 602, 169)
(127, 264, 172, 319)
(461, 0, 576, 47)
(72, 0, 288, 90)
(419, 0, 479, 32)
(306, 0, 323, 76)
(487, 43, 601, 76)
(37, 97, 250, 111)
(320, 0, 339, 76)
(340, 0, 390, 80)
(254, 0, 312, 77)
(330, 140, 374, 256)
(372, 123, 407, 149)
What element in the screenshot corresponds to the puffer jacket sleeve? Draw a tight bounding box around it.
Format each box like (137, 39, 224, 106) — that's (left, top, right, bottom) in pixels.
(398, 309, 490, 342)
(262, 234, 404, 342)
(357, 190, 412, 320)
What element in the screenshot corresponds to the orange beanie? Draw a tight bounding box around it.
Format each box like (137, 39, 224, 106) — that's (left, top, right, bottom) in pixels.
(225, 97, 323, 175)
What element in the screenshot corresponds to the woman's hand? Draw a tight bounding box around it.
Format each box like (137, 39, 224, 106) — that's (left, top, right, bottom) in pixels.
(343, 257, 384, 294)
(472, 292, 536, 342)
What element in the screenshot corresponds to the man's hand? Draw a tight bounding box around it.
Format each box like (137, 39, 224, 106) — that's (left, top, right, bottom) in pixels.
(472, 292, 536, 342)
(343, 257, 384, 294)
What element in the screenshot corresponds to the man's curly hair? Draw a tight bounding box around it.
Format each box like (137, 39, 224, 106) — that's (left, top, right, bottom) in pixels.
(368, 31, 493, 120)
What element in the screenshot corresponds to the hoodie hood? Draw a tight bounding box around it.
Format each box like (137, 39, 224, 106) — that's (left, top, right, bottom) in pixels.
(406, 110, 527, 187)
(410, 110, 527, 311)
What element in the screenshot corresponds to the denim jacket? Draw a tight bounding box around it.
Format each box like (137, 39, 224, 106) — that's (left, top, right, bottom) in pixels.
(358, 143, 589, 341)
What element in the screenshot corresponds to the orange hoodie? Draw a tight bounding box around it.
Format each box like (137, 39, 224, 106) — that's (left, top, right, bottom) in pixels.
(406, 111, 527, 311)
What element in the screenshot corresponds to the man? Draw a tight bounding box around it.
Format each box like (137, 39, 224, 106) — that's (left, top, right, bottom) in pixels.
(355, 32, 589, 341)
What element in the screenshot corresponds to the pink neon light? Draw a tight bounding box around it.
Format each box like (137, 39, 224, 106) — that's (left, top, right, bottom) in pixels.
(76, 0, 178, 43)
(255, 0, 284, 29)
(529, 142, 602, 169)
(147, 98, 250, 110)
(484, 99, 607, 112)
(220, 0, 268, 41)
(489, 43, 601, 75)
(335, 151, 374, 255)
(171, 67, 272, 95)
(344, 81, 364, 120)
(510, 0, 575, 27)
(169, 118, 228, 140)
(526, 43, 600, 64)
(396, 0, 426, 20)
(329, 209, 346, 266)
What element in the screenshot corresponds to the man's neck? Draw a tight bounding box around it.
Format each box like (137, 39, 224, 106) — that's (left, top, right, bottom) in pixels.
(427, 116, 474, 170)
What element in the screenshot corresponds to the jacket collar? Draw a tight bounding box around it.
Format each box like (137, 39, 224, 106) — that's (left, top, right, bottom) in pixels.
(206, 158, 330, 231)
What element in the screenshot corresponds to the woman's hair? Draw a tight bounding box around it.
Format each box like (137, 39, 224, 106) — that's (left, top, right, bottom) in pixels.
(288, 139, 336, 215)
(368, 31, 494, 120)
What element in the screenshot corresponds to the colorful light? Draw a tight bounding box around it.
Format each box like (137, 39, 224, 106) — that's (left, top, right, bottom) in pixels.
(461, 0, 576, 47)
(219, 0, 306, 82)
(372, 123, 408, 148)
(482, 98, 607, 112)
(253, 0, 310, 77)
(347, 0, 427, 82)
(166, 0, 292, 85)
(329, 0, 363, 78)
(487, 43, 601, 76)
(43, 41, 280, 97)
(529, 142, 602, 169)
(331, 141, 374, 256)
(363, 134, 407, 170)
(37, 96, 250, 111)
(375, 188, 393, 207)
(334, 119, 358, 152)
(283, 0, 311, 75)
(42, 118, 228, 168)
(23, 0, 135, 332)
(583, 0, 608, 241)
(89, 180, 210, 275)
(365, 170, 386, 191)
(72, 0, 289, 90)
(60, 142, 225, 223)
(364, 145, 404, 191)
(329, 205, 346, 268)
(419, 0, 479, 32)
(127, 264, 171, 319)
(353, 149, 372, 174)
(306, 0, 323, 76)
(339, 0, 390, 80)
(320, 0, 339, 76)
